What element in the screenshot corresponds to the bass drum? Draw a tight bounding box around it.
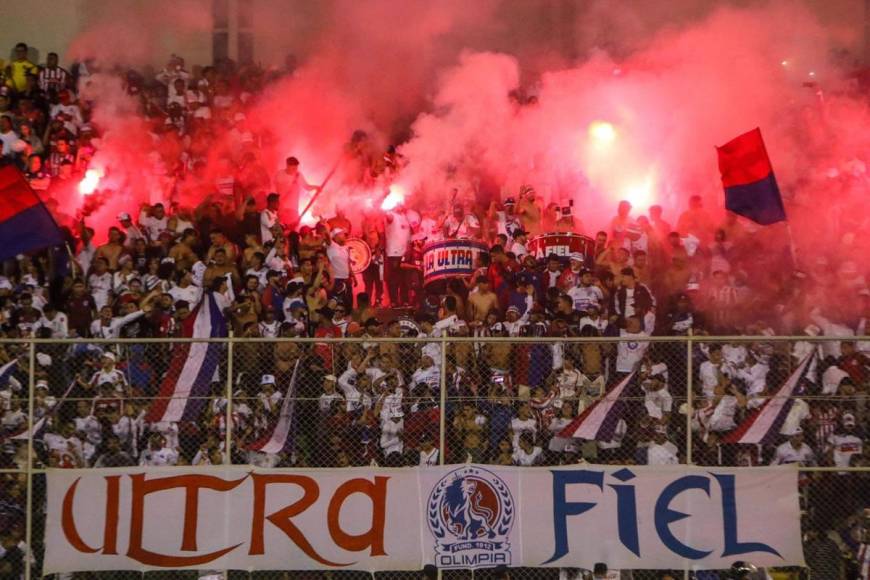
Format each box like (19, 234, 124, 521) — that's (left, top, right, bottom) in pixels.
(527, 233, 595, 265)
(345, 238, 372, 274)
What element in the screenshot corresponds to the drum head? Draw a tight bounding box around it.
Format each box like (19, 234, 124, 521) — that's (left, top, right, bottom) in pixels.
(345, 238, 372, 274)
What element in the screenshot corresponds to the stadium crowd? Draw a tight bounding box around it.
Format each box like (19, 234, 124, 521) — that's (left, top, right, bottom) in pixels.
(0, 41, 868, 578)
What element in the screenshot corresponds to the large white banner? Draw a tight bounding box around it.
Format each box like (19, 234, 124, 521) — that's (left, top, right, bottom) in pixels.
(45, 465, 803, 574)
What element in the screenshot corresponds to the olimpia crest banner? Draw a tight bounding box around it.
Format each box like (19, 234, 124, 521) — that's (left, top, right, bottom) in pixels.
(45, 464, 803, 574)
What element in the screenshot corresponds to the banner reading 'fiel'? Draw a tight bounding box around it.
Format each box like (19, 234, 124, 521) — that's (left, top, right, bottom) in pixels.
(45, 464, 803, 574)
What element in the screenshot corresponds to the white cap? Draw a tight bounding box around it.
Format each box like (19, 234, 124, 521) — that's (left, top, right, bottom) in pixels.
(36, 353, 52, 367)
(117, 212, 131, 221)
(0, 278, 12, 290)
(789, 427, 803, 435)
(332, 228, 346, 237)
(324, 374, 337, 382)
(35, 379, 49, 389)
(260, 374, 276, 385)
(569, 252, 584, 262)
(842, 413, 856, 425)
(102, 352, 116, 362)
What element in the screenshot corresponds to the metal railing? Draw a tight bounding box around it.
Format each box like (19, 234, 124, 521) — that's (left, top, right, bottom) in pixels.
(0, 334, 867, 579)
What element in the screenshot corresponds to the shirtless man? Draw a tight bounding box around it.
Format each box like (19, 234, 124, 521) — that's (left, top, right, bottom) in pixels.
(94, 227, 126, 270)
(468, 276, 499, 324)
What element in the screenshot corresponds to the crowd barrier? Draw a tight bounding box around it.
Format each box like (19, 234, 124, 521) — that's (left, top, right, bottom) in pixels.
(0, 335, 866, 579)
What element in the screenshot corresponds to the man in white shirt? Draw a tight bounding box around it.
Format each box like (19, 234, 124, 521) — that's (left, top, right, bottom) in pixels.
(647, 425, 679, 465)
(260, 193, 281, 243)
(273, 156, 316, 224)
(326, 228, 354, 308)
(117, 213, 146, 246)
(139, 433, 179, 466)
(35, 304, 68, 338)
(567, 269, 604, 312)
(169, 270, 203, 307)
(138, 203, 169, 242)
(380, 411, 405, 458)
(433, 296, 463, 337)
(699, 345, 731, 400)
(411, 355, 440, 393)
(418, 432, 440, 466)
(510, 230, 529, 258)
(615, 316, 650, 374)
(442, 204, 480, 240)
(826, 413, 863, 468)
(384, 206, 411, 307)
(642, 370, 672, 420)
(771, 428, 817, 466)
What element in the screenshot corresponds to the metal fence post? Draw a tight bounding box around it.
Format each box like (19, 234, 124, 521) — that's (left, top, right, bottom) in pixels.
(439, 337, 447, 466)
(225, 333, 234, 466)
(24, 339, 35, 580)
(686, 332, 694, 466)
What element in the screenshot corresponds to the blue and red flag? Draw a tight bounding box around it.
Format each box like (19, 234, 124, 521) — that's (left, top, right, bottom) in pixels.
(145, 292, 227, 423)
(0, 165, 64, 260)
(722, 351, 816, 445)
(558, 371, 637, 441)
(716, 128, 787, 225)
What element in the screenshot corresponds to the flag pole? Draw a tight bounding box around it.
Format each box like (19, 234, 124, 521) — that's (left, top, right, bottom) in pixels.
(785, 221, 799, 270)
(294, 156, 343, 226)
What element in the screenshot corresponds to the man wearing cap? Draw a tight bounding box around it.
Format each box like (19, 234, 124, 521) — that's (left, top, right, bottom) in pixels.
(489, 197, 522, 240)
(118, 212, 146, 246)
(771, 428, 817, 466)
(826, 413, 863, 468)
(327, 227, 355, 309)
(85, 352, 129, 396)
(567, 268, 604, 312)
(557, 253, 586, 291)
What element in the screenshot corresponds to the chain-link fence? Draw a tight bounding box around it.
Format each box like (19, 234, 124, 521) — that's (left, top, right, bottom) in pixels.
(1, 336, 868, 579)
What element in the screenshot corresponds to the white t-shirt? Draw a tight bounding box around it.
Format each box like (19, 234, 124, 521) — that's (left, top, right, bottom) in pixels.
(260, 209, 279, 243)
(512, 446, 543, 466)
(771, 442, 816, 466)
(827, 433, 863, 467)
(380, 418, 404, 456)
(567, 285, 604, 311)
(419, 447, 440, 466)
(443, 214, 480, 239)
(385, 211, 411, 257)
(169, 284, 202, 307)
(707, 396, 738, 433)
(647, 441, 679, 465)
(510, 417, 537, 450)
(327, 241, 351, 279)
(411, 365, 440, 392)
(138, 210, 168, 241)
(643, 387, 673, 420)
(616, 330, 649, 373)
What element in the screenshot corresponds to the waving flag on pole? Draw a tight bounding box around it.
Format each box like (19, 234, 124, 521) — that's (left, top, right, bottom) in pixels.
(146, 293, 227, 423)
(0, 359, 18, 386)
(717, 128, 787, 225)
(558, 371, 637, 441)
(6, 379, 77, 444)
(0, 165, 64, 260)
(723, 351, 816, 445)
(247, 359, 300, 454)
